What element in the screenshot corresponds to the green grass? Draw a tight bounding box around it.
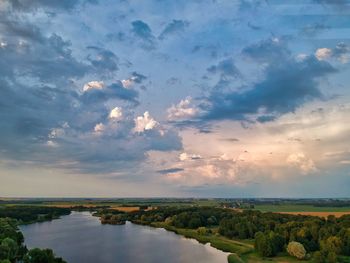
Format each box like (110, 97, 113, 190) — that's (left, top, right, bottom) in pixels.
(240, 252, 311, 263)
(254, 204, 350, 212)
(146, 222, 255, 263)
(228, 254, 244, 263)
(150, 222, 253, 254)
(148, 221, 313, 263)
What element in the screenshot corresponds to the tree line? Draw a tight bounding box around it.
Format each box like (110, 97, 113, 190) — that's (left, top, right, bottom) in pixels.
(116, 206, 350, 262)
(0, 206, 70, 224)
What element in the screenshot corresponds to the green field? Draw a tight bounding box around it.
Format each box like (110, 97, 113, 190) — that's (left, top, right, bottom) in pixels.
(254, 204, 350, 212)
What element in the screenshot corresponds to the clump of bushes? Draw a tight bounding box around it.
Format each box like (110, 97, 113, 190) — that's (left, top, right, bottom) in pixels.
(287, 241, 306, 260)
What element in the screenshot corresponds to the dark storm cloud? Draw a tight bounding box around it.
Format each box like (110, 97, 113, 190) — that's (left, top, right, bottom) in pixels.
(0, 10, 88, 148)
(159, 20, 189, 40)
(200, 39, 337, 123)
(0, 4, 182, 174)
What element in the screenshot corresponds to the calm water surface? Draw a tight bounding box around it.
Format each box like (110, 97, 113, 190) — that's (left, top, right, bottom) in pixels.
(20, 211, 229, 263)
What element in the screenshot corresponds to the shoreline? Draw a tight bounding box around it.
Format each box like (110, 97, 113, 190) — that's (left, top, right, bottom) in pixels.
(130, 220, 253, 263)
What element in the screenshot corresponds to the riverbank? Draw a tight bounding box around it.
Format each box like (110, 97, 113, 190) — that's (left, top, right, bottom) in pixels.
(131, 220, 310, 263)
(132, 220, 252, 262)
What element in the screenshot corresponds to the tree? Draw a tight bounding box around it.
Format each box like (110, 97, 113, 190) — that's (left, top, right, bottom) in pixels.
(255, 232, 273, 257)
(0, 245, 9, 261)
(23, 248, 66, 263)
(313, 251, 324, 263)
(321, 236, 342, 255)
(164, 217, 173, 225)
(254, 231, 284, 257)
(314, 236, 343, 263)
(1, 238, 18, 261)
(197, 227, 211, 235)
(188, 217, 201, 229)
(287, 241, 306, 260)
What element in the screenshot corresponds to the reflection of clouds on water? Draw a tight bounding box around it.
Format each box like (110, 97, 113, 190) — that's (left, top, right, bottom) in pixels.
(21, 212, 228, 263)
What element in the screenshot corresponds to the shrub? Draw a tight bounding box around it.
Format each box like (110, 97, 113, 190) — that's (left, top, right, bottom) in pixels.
(287, 241, 306, 260)
(197, 227, 211, 235)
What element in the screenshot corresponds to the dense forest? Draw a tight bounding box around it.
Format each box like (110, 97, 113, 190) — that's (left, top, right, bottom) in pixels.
(103, 206, 350, 262)
(0, 206, 70, 224)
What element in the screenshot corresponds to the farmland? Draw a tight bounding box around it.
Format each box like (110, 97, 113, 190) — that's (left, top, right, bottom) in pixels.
(253, 204, 350, 218)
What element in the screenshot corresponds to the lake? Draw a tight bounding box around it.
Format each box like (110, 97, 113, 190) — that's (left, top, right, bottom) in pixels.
(20, 211, 229, 263)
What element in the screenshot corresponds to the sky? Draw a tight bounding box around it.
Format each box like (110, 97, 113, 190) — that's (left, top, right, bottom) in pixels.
(1, 0, 350, 198)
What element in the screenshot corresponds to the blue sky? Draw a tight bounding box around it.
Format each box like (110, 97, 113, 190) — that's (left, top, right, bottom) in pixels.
(1, 0, 350, 197)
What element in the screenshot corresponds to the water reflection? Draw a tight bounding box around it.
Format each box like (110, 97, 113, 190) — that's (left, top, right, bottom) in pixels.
(20, 212, 229, 263)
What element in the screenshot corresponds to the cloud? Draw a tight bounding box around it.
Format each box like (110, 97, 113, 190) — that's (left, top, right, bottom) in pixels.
(0, 3, 183, 176)
(333, 43, 350, 63)
(87, 46, 119, 74)
(159, 20, 189, 40)
(109, 107, 123, 120)
(157, 168, 184, 174)
(207, 58, 241, 78)
(133, 111, 158, 133)
(200, 39, 337, 123)
(286, 153, 317, 174)
(161, 154, 253, 186)
(219, 138, 240, 142)
(179, 152, 202, 161)
(300, 23, 329, 37)
(315, 43, 350, 64)
(315, 48, 332, 60)
(167, 97, 198, 121)
(121, 72, 147, 88)
(242, 38, 290, 63)
(81, 81, 139, 105)
(131, 20, 156, 49)
(313, 0, 349, 7)
(94, 122, 105, 133)
(4, 0, 95, 12)
(83, 81, 104, 92)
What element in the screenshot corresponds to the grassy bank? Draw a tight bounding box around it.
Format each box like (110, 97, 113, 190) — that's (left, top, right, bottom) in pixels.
(134, 221, 308, 263)
(143, 221, 253, 262)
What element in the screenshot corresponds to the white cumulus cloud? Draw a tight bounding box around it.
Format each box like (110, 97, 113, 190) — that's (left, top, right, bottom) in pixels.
(94, 122, 105, 133)
(315, 48, 332, 60)
(315, 48, 332, 61)
(134, 111, 158, 133)
(109, 107, 123, 120)
(167, 97, 198, 120)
